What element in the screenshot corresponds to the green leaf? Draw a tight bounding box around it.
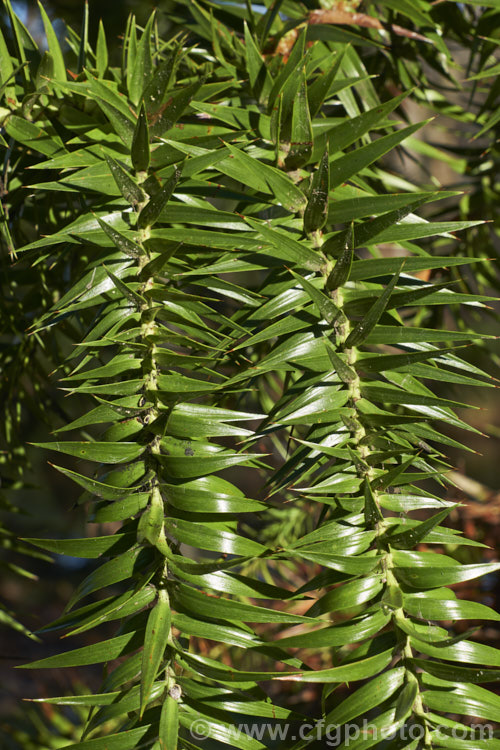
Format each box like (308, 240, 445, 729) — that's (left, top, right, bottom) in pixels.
(158, 694, 179, 750)
(397, 562, 500, 589)
(284, 72, 313, 170)
(165, 517, 266, 556)
(290, 550, 379, 575)
(387, 506, 453, 549)
(329, 120, 430, 190)
(223, 141, 307, 213)
(413, 659, 500, 684)
(289, 270, 344, 325)
(294, 471, 362, 494)
(102, 265, 145, 306)
(0, 27, 16, 104)
(37, 1, 66, 83)
(96, 217, 143, 258)
(350, 256, 482, 282)
(423, 689, 500, 723)
(245, 218, 321, 270)
(244, 21, 263, 89)
(5, 116, 64, 156)
(33, 441, 146, 463)
(52, 728, 151, 750)
(276, 647, 394, 684)
(368, 220, 483, 245)
(22, 533, 135, 559)
(275, 386, 351, 426)
(137, 486, 164, 546)
(158, 451, 262, 479)
(327, 91, 408, 154)
(18, 632, 141, 669)
(325, 340, 357, 383)
(141, 587, 171, 715)
(43, 588, 155, 637)
(360, 384, 471, 410)
(4, 0, 37, 86)
(307, 575, 383, 616)
(105, 154, 146, 206)
(175, 584, 316, 624)
(63, 356, 142, 382)
(275, 609, 390, 648)
(403, 594, 500, 622)
(344, 260, 404, 347)
(94, 94, 136, 148)
(77, 0, 88, 72)
(357, 347, 460, 374)
(414, 636, 500, 667)
(395, 680, 418, 721)
(163, 475, 265, 515)
(172, 612, 261, 648)
(365, 477, 383, 526)
(131, 102, 151, 173)
(143, 44, 181, 112)
(93, 494, 150, 523)
(304, 145, 329, 235)
(129, 12, 154, 105)
(267, 27, 306, 111)
(29, 693, 122, 706)
(325, 667, 405, 725)
(96, 19, 108, 78)
(308, 51, 344, 118)
(327, 191, 453, 224)
(325, 224, 354, 291)
(67, 547, 155, 609)
(149, 79, 203, 137)
(138, 167, 180, 229)
(364, 325, 486, 346)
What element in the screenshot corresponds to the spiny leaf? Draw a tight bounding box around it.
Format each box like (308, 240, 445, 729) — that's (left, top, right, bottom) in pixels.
(129, 12, 154, 106)
(141, 588, 171, 716)
(0, 26, 16, 104)
(18, 632, 141, 669)
(102, 265, 145, 306)
(304, 145, 329, 235)
(308, 50, 345, 118)
(245, 218, 321, 270)
(77, 0, 89, 72)
(33, 441, 146, 463)
(388, 506, 454, 549)
(244, 21, 264, 89)
(143, 40, 184, 113)
(95, 216, 143, 258)
(325, 340, 357, 383)
(325, 224, 354, 291)
(131, 102, 151, 173)
(284, 72, 313, 170)
(37, 1, 66, 83)
(96, 19, 108, 78)
(105, 154, 146, 207)
(137, 167, 181, 229)
(158, 693, 179, 750)
(289, 269, 345, 325)
(267, 27, 307, 112)
(344, 259, 405, 347)
(329, 120, 431, 190)
(364, 477, 383, 527)
(148, 79, 204, 137)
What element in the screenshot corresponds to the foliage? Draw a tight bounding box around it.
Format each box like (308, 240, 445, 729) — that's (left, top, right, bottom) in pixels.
(1, 1, 499, 749)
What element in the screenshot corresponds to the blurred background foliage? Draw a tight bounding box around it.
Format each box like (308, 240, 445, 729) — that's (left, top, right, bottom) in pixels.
(1, 0, 500, 746)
